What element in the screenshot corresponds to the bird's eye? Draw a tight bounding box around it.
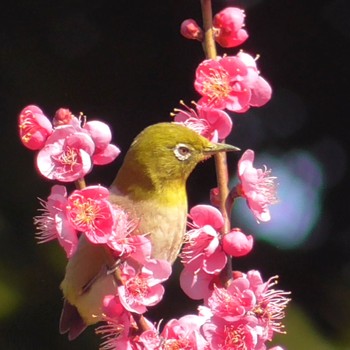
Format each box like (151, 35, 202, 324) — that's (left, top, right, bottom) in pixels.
(174, 143, 192, 161)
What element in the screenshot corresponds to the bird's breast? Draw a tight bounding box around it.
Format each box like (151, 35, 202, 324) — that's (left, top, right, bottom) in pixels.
(110, 189, 188, 263)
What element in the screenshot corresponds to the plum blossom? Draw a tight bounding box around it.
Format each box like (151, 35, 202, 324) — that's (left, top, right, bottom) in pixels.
(106, 206, 150, 262)
(160, 314, 209, 350)
(18, 105, 53, 150)
(36, 125, 95, 182)
(206, 270, 290, 346)
(181, 205, 227, 274)
(202, 317, 259, 350)
(245, 270, 290, 341)
(19, 105, 121, 182)
(237, 149, 278, 222)
(174, 101, 233, 142)
(222, 228, 254, 257)
(34, 185, 78, 257)
(194, 54, 272, 112)
(118, 259, 172, 314)
(180, 205, 227, 300)
(96, 312, 135, 350)
(213, 7, 248, 48)
(66, 185, 115, 244)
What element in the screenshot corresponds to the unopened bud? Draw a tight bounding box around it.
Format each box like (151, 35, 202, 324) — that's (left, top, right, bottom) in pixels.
(180, 19, 203, 41)
(53, 108, 74, 127)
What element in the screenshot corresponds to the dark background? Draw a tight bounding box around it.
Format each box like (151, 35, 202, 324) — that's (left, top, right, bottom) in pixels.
(1, 0, 350, 349)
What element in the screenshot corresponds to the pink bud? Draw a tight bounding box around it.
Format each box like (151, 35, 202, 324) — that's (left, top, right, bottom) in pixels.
(222, 228, 253, 257)
(180, 19, 203, 41)
(18, 105, 53, 150)
(53, 108, 74, 127)
(210, 187, 220, 207)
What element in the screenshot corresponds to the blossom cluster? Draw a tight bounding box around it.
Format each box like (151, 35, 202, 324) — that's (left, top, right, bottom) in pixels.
(176, 7, 272, 141)
(35, 183, 172, 318)
(18, 105, 120, 182)
(95, 271, 289, 350)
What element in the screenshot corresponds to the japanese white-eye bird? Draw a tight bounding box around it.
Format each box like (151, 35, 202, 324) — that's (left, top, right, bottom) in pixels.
(60, 122, 239, 339)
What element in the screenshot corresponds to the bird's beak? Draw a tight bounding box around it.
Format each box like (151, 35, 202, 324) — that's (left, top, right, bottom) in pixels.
(203, 142, 240, 155)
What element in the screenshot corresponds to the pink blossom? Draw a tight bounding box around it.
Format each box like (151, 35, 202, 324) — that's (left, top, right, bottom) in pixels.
(118, 259, 172, 314)
(181, 205, 227, 274)
(194, 55, 272, 113)
(174, 102, 233, 142)
(180, 205, 227, 300)
(34, 185, 78, 257)
(202, 317, 258, 350)
(222, 228, 254, 257)
(213, 7, 248, 48)
(208, 280, 256, 322)
(237, 149, 278, 222)
(160, 315, 209, 350)
(18, 105, 53, 150)
(107, 208, 152, 263)
(195, 56, 251, 111)
(245, 270, 291, 341)
(180, 19, 203, 41)
(207, 270, 290, 344)
(36, 125, 94, 182)
(66, 185, 115, 244)
(96, 312, 135, 350)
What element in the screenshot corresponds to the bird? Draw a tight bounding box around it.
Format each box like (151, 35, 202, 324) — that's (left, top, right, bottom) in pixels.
(59, 122, 239, 340)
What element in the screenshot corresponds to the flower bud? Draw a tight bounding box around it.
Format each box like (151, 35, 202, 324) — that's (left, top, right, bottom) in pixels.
(180, 19, 203, 41)
(222, 228, 253, 257)
(53, 108, 74, 127)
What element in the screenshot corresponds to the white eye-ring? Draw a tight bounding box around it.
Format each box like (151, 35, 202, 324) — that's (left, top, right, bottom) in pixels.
(174, 143, 192, 161)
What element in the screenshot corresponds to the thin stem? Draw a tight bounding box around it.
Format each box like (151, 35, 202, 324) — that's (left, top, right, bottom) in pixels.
(200, 0, 232, 286)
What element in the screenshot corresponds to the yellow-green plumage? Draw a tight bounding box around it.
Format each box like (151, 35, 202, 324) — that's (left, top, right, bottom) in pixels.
(60, 122, 238, 339)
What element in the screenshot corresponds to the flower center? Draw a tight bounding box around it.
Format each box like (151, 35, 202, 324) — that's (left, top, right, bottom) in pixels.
(224, 324, 247, 350)
(163, 338, 192, 350)
(202, 68, 232, 103)
(258, 167, 278, 205)
(68, 198, 101, 231)
(126, 275, 149, 298)
(55, 146, 79, 168)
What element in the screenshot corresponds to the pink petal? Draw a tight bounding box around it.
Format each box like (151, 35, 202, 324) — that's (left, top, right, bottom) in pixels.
(204, 249, 227, 274)
(180, 268, 213, 300)
(238, 149, 255, 177)
(190, 204, 224, 230)
(83, 120, 112, 149)
(92, 143, 121, 165)
(249, 76, 273, 107)
(65, 132, 95, 156)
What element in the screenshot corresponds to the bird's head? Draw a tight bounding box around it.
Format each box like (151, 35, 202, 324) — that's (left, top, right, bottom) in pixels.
(112, 122, 239, 199)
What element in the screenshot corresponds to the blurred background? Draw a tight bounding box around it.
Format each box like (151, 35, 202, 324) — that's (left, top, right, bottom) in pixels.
(1, 0, 349, 348)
